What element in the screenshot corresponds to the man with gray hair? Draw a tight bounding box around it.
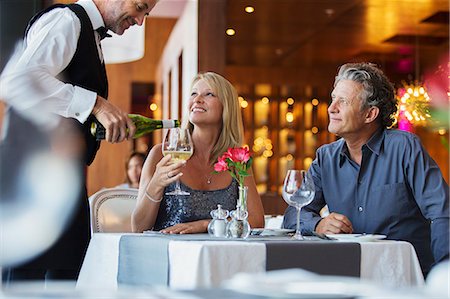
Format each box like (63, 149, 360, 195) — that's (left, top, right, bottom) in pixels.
(284, 62, 449, 276)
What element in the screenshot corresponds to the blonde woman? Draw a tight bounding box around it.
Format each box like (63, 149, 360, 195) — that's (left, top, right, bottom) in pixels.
(132, 72, 265, 233)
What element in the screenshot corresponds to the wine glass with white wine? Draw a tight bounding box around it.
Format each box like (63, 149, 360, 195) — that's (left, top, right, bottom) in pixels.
(282, 170, 315, 240)
(162, 128, 193, 195)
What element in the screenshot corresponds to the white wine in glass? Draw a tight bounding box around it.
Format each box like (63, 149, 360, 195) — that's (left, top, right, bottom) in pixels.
(162, 128, 193, 195)
(162, 150, 193, 163)
(282, 170, 315, 240)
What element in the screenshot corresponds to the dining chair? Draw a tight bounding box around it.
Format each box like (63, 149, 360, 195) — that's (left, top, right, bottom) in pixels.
(88, 187, 138, 234)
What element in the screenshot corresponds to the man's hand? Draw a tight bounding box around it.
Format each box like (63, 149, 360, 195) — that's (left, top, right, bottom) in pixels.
(316, 212, 353, 234)
(92, 96, 136, 143)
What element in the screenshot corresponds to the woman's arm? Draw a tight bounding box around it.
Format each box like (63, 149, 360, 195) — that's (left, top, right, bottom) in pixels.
(159, 220, 210, 234)
(131, 144, 186, 232)
(245, 169, 265, 228)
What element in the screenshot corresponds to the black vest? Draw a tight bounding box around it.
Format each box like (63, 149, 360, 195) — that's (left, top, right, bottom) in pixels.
(26, 3, 107, 165)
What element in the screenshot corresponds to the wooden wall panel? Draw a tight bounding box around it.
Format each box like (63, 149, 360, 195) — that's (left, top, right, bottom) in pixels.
(198, 0, 226, 74)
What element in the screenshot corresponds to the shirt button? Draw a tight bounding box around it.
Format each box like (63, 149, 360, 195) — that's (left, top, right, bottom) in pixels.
(75, 112, 80, 117)
(358, 206, 363, 212)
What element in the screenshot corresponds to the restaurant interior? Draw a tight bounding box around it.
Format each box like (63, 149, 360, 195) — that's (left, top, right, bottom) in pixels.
(0, 0, 448, 297)
(97, 0, 447, 213)
(1, 0, 448, 206)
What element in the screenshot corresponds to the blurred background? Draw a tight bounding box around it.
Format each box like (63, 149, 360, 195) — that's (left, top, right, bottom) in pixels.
(1, 0, 448, 215)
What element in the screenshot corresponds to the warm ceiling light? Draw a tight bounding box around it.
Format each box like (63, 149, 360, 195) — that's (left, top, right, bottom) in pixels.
(149, 103, 158, 111)
(287, 97, 294, 105)
(226, 28, 236, 36)
(245, 6, 254, 13)
(261, 97, 269, 104)
(325, 8, 334, 16)
(311, 98, 319, 106)
(286, 112, 294, 123)
(240, 100, 249, 108)
(311, 127, 319, 134)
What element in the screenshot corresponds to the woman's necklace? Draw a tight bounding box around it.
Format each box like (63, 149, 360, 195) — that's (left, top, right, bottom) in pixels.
(192, 153, 213, 184)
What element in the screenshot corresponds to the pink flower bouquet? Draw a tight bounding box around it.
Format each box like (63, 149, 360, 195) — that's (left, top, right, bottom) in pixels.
(213, 146, 253, 189)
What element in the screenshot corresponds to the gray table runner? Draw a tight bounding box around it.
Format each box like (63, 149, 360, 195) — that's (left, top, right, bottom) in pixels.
(265, 241, 361, 277)
(118, 234, 361, 286)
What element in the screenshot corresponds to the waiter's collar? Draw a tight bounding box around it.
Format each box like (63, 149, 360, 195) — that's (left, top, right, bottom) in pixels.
(76, 0, 105, 30)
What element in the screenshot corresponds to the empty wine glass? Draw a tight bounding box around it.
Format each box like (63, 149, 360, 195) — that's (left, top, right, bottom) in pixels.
(162, 128, 193, 195)
(282, 170, 315, 240)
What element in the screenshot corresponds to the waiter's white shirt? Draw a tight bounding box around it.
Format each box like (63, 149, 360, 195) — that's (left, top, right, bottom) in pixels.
(1, 0, 105, 124)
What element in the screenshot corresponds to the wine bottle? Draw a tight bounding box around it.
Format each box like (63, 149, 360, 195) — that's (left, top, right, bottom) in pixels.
(91, 114, 180, 140)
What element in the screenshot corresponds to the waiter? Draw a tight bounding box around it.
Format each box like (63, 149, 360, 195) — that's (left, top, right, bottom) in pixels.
(2, 0, 158, 283)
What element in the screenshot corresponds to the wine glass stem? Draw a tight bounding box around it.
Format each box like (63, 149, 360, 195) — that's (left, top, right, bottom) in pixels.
(174, 179, 182, 192)
(296, 206, 303, 239)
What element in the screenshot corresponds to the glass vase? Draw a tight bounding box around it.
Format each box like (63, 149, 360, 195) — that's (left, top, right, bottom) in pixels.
(226, 186, 251, 238)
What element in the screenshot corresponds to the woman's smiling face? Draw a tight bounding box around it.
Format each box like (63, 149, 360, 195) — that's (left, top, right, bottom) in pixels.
(188, 79, 223, 127)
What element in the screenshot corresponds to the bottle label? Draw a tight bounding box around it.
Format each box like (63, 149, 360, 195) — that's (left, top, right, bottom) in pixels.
(162, 120, 176, 128)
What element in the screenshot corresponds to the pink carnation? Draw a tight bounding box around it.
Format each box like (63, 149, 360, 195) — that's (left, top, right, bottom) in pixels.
(213, 147, 253, 188)
(214, 156, 229, 172)
(226, 147, 250, 163)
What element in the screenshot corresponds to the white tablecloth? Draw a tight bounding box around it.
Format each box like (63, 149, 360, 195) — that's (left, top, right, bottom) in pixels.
(77, 233, 424, 290)
(169, 241, 266, 289)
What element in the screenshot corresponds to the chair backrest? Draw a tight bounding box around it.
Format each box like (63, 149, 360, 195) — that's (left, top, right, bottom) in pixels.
(88, 188, 138, 233)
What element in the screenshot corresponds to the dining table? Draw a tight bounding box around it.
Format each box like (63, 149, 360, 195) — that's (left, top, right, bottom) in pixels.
(76, 232, 424, 290)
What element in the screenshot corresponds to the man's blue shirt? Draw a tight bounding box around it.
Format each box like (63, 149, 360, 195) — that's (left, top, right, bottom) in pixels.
(283, 129, 449, 275)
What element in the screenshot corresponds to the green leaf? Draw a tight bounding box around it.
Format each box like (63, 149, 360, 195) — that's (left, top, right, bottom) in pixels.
(245, 157, 253, 170)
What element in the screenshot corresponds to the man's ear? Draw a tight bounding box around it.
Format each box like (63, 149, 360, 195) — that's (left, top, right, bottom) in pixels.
(365, 106, 379, 124)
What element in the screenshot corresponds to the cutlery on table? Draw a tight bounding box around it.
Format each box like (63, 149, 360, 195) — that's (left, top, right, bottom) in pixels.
(312, 232, 337, 240)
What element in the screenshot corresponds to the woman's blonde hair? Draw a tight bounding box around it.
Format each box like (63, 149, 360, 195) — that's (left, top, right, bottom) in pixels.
(183, 72, 244, 165)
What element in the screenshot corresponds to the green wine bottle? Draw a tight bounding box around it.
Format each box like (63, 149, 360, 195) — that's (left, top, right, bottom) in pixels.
(91, 114, 180, 140)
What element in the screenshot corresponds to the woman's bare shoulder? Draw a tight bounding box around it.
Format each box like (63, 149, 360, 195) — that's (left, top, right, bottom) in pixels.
(144, 144, 164, 166)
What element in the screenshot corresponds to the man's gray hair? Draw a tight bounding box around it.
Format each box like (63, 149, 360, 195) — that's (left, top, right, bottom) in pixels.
(334, 62, 397, 128)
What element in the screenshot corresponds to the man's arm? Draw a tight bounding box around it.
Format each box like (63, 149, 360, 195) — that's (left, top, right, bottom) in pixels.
(407, 136, 449, 263)
(285, 148, 353, 234)
(283, 155, 324, 233)
(1, 7, 134, 142)
(3, 8, 96, 123)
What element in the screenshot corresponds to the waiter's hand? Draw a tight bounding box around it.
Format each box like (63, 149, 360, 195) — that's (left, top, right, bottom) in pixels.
(315, 212, 353, 234)
(92, 96, 136, 143)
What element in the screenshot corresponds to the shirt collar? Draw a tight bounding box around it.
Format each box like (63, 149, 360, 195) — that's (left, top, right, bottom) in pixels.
(338, 128, 385, 167)
(365, 127, 384, 156)
(76, 0, 105, 30)
(338, 139, 349, 167)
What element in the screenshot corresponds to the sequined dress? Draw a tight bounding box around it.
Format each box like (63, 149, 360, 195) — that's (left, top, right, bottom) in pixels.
(153, 179, 238, 230)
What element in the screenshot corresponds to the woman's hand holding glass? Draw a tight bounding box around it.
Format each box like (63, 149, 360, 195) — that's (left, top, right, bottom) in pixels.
(162, 128, 193, 195)
(282, 170, 315, 240)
